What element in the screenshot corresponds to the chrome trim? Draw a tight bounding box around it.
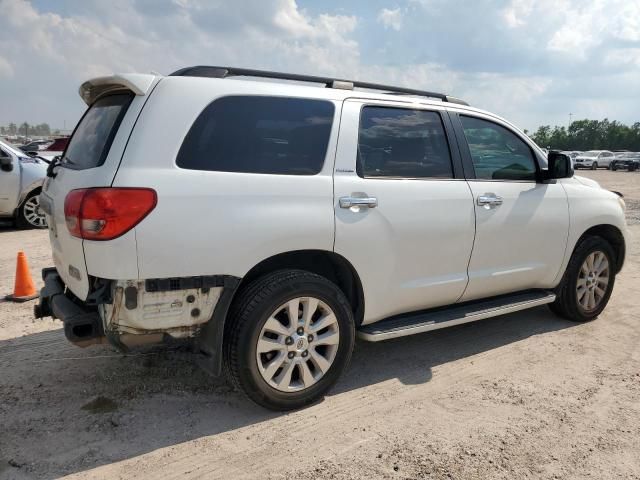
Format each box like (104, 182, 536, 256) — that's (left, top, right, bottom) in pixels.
(339, 196, 378, 209)
(477, 193, 503, 208)
(358, 293, 556, 342)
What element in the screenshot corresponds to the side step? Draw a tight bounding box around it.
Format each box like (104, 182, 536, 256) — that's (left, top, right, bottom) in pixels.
(358, 290, 556, 342)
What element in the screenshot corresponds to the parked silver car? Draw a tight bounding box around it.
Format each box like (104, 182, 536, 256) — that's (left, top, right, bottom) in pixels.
(0, 139, 48, 228)
(574, 150, 615, 170)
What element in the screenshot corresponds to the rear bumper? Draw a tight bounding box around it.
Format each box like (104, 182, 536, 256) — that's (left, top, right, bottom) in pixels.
(35, 267, 105, 346)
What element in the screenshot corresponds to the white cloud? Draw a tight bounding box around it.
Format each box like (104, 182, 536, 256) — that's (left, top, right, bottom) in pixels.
(0, 56, 13, 78)
(0, 0, 360, 126)
(501, 0, 535, 28)
(377, 8, 403, 31)
(0, 0, 638, 131)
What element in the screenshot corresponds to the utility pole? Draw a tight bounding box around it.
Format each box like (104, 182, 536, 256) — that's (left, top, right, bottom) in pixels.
(569, 113, 573, 127)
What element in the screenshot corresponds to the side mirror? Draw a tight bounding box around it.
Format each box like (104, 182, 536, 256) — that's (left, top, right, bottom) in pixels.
(0, 155, 13, 172)
(544, 151, 573, 180)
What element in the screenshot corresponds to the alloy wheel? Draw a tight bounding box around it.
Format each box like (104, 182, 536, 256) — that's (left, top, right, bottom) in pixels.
(255, 296, 340, 392)
(23, 195, 47, 228)
(576, 251, 609, 312)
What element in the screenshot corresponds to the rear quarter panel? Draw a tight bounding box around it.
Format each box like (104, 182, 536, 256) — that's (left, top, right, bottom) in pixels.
(114, 77, 341, 279)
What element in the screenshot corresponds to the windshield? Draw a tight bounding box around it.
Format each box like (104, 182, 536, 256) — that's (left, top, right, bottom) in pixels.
(581, 151, 600, 157)
(62, 93, 133, 170)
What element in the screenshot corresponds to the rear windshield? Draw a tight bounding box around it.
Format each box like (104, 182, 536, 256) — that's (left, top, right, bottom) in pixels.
(176, 96, 335, 175)
(62, 93, 133, 170)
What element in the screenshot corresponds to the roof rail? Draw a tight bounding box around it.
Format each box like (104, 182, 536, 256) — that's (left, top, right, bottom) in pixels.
(169, 66, 469, 106)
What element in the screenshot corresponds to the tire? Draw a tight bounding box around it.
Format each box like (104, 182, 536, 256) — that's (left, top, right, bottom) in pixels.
(611, 163, 617, 171)
(224, 269, 355, 410)
(549, 236, 616, 322)
(16, 190, 47, 229)
(591, 162, 598, 170)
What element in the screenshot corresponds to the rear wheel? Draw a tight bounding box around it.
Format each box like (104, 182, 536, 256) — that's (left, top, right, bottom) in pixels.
(549, 236, 616, 322)
(16, 191, 47, 229)
(611, 163, 618, 171)
(224, 270, 355, 410)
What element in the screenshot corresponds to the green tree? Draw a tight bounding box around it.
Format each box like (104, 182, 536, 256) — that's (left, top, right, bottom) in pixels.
(531, 125, 551, 147)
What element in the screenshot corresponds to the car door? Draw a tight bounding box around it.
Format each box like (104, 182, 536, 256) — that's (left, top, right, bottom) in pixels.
(0, 146, 20, 215)
(333, 100, 475, 325)
(600, 152, 613, 168)
(450, 112, 569, 302)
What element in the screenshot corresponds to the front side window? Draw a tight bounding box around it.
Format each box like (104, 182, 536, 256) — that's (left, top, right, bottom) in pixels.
(357, 106, 453, 179)
(63, 93, 134, 170)
(176, 96, 335, 175)
(460, 115, 537, 181)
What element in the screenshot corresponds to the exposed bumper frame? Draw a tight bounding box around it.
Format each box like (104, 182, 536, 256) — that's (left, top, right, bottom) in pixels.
(34, 268, 105, 346)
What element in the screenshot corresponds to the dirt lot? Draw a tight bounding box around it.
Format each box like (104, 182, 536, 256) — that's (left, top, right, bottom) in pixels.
(1, 170, 639, 480)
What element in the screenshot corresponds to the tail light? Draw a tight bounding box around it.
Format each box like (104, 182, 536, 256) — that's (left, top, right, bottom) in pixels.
(64, 188, 157, 240)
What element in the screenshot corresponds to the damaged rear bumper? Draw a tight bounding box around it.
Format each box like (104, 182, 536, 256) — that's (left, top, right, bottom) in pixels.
(34, 267, 241, 375)
(34, 268, 105, 347)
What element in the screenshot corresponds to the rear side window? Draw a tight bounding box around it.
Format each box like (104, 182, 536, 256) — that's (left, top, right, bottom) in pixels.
(460, 115, 536, 181)
(177, 96, 335, 175)
(357, 106, 453, 179)
(62, 93, 133, 170)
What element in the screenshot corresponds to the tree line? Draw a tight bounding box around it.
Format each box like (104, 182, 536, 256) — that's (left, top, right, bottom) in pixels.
(528, 119, 640, 152)
(0, 122, 60, 137)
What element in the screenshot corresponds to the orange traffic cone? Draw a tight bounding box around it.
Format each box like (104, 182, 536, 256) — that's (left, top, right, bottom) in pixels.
(6, 251, 39, 302)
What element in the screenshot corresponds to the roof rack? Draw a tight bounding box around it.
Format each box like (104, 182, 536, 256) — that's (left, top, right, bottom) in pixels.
(169, 66, 469, 106)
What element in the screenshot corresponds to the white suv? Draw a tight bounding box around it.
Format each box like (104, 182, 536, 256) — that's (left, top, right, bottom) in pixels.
(35, 67, 627, 410)
(0, 139, 48, 228)
(574, 150, 615, 170)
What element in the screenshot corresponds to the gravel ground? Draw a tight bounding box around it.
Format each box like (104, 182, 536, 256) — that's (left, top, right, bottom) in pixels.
(1, 170, 639, 480)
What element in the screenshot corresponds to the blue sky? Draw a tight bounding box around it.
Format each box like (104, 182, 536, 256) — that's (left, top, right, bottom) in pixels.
(1, 0, 639, 132)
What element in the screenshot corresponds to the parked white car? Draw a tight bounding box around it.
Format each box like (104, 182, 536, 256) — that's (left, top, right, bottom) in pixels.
(574, 150, 615, 169)
(0, 139, 48, 228)
(36, 67, 627, 409)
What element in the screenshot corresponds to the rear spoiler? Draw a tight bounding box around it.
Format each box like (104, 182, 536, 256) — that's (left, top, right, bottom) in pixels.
(79, 74, 160, 105)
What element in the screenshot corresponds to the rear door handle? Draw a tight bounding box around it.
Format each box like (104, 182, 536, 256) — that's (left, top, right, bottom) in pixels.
(477, 193, 503, 208)
(339, 196, 378, 209)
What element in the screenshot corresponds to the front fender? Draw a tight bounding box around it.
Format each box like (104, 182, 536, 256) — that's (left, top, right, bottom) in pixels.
(17, 178, 44, 206)
(555, 180, 628, 283)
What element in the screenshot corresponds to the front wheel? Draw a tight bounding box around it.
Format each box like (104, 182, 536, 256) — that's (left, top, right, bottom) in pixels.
(224, 270, 355, 410)
(549, 236, 616, 322)
(591, 162, 598, 170)
(16, 191, 47, 229)
(611, 163, 618, 171)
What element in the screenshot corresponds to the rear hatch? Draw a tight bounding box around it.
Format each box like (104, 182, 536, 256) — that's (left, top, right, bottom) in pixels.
(40, 74, 160, 299)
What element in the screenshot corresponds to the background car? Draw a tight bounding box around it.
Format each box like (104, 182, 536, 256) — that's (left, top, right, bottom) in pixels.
(19, 139, 53, 154)
(0, 139, 47, 228)
(561, 151, 581, 166)
(37, 137, 69, 162)
(574, 150, 615, 169)
(611, 152, 640, 171)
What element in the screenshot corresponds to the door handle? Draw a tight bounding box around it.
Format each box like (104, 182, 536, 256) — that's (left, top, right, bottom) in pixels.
(477, 193, 503, 208)
(339, 196, 378, 209)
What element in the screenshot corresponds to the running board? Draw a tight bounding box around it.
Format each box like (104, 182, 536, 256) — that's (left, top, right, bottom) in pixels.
(358, 290, 556, 342)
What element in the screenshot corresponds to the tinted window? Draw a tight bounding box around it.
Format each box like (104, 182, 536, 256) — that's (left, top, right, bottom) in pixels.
(177, 96, 334, 175)
(460, 115, 536, 181)
(62, 93, 133, 170)
(357, 107, 453, 178)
